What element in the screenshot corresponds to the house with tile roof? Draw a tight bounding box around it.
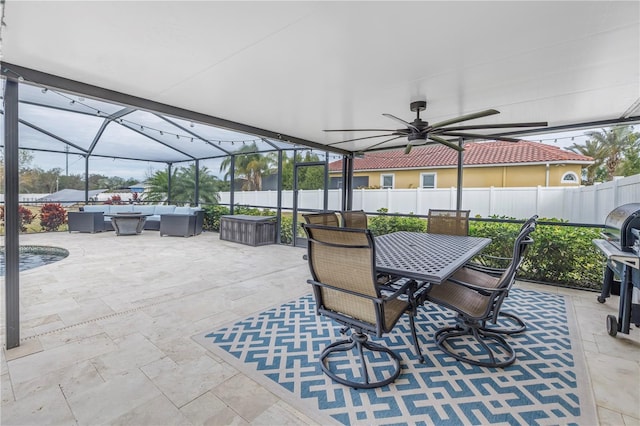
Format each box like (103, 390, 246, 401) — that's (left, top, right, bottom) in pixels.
(328, 141, 593, 189)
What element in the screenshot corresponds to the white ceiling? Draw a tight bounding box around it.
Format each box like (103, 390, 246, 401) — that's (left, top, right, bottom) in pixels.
(2, 1, 639, 154)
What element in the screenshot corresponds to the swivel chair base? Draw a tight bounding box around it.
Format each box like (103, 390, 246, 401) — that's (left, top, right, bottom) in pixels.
(435, 315, 516, 368)
(482, 311, 527, 335)
(320, 331, 401, 389)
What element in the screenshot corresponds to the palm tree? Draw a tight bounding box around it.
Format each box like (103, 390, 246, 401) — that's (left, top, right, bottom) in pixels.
(568, 138, 605, 184)
(143, 165, 220, 204)
(585, 126, 638, 181)
(219, 143, 276, 190)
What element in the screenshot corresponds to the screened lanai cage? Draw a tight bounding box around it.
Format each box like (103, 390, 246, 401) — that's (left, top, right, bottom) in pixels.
(1, 77, 353, 241)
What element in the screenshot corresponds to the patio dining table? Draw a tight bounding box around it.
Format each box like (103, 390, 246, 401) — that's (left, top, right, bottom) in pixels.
(375, 231, 492, 284)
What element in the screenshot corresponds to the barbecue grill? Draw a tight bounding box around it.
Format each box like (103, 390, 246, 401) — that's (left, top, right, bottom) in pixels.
(593, 203, 640, 337)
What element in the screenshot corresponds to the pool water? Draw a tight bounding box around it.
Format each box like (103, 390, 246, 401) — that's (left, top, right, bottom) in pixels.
(0, 246, 69, 276)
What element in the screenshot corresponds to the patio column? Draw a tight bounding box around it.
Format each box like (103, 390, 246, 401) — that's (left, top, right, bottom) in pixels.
(4, 78, 21, 349)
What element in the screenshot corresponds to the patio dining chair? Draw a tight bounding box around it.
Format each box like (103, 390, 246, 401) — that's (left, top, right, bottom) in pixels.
(464, 215, 539, 334)
(302, 223, 424, 388)
(427, 209, 470, 236)
(423, 220, 536, 367)
(302, 211, 340, 227)
(340, 210, 368, 229)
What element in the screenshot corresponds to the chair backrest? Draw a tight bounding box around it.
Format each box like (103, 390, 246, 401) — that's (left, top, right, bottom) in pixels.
(486, 221, 536, 318)
(302, 212, 340, 227)
(302, 224, 380, 325)
(340, 210, 368, 229)
(427, 209, 470, 236)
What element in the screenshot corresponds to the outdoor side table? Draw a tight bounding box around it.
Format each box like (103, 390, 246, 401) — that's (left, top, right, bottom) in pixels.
(220, 215, 276, 246)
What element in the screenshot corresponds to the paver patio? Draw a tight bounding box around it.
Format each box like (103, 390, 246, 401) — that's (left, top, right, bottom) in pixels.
(1, 231, 639, 425)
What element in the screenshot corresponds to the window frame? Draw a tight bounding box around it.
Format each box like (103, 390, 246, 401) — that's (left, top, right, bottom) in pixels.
(561, 171, 579, 184)
(380, 173, 395, 189)
(420, 172, 437, 189)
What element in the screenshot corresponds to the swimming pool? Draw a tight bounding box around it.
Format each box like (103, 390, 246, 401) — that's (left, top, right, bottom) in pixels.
(0, 246, 69, 276)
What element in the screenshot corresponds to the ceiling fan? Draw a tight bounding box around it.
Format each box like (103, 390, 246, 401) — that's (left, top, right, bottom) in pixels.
(325, 100, 547, 154)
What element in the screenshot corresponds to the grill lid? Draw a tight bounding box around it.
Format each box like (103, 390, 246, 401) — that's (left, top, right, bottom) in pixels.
(603, 203, 640, 250)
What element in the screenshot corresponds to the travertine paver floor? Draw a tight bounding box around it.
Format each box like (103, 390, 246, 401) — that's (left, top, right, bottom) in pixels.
(1, 231, 639, 425)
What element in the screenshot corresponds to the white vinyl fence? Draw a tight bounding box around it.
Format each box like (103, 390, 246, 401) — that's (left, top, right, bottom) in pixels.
(220, 174, 640, 225)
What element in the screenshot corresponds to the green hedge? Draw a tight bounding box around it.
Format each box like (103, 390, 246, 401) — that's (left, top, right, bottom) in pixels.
(203, 206, 605, 290)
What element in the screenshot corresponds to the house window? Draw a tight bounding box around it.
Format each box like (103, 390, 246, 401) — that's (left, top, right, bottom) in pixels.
(420, 173, 436, 189)
(381, 174, 394, 189)
(561, 172, 579, 184)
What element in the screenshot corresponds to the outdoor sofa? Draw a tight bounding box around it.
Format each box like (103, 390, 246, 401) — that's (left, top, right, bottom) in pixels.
(67, 204, 204, 236)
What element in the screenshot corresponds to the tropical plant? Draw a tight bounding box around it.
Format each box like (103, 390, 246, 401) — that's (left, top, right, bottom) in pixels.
(568, 138, 605, 184)
(39, 203, 67, 231)
(569, 125, 640, 183)
(219, 143, 277, 191)
(0, 205, 35, 232)
(143, 164, 220, 204)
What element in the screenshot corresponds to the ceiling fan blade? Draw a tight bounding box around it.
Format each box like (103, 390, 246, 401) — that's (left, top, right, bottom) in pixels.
(327, 133, 399, 146)
(365, 135, 405, 150)
(404, 143, 413, 155)
(435, 121, 548, 132)
(323, 128, 396, 132)
(383, 113, 420, 132)
(430, 109, 500, 129)
(439, 131, 521, 143)
(428, 134, 465, 152)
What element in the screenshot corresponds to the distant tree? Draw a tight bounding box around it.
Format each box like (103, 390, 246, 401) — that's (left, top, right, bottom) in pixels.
(280, 150, 325, 190)
(619, 145, 640, 177)
(586, 126, 638, 180)
(219, 143, 276, 191)
(568, 139, 605, 184)
(143, 165, 220, 204)
(569, 125, 640, 183)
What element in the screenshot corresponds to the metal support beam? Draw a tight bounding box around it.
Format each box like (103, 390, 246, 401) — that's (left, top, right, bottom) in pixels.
(194, 160, 200, 205)
(4, 78, 20, 349)
(229, 156, 235, 214)
(167, 163, 173, 204)
(456, 137, 464, 210)
(276, 150, 283, 244)
(84, 155, 90, 203)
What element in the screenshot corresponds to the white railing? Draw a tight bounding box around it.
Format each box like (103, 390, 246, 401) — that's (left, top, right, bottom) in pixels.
(219, 174, 640, 224)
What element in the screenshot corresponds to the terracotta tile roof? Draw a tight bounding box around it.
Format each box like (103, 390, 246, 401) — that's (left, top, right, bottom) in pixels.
(328, 140, 593, 171)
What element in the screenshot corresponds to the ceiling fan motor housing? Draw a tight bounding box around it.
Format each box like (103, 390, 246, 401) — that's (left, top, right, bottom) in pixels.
(410, 100, 427, 112)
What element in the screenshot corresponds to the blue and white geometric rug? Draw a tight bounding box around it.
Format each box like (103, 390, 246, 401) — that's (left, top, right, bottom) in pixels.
(193, 288, 596, 425)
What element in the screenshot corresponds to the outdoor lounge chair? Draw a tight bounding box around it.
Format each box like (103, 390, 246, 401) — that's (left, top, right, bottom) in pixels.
(464, 215, 539, 334)
(302, 223, 423, 388)
(340, 210, 368, 229)
(427, 209, 470, 236)
(423, 220, 536, 367)
(302, 211, 340, 227)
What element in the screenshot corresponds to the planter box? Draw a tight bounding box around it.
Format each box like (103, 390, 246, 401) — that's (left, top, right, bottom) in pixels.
(220, 215, 276, 246)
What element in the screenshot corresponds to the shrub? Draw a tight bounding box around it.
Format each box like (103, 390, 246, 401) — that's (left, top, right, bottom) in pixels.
(0, 205, 35, 232)
(202, 205, 230, 231)
(39, 203, 67, 231)
(469, 216, 603, 290)
(367, 208, 427, 236)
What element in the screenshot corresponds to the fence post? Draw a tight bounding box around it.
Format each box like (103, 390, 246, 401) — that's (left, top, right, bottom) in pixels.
(416, 187, 421, 215)
(489, 186, 495, 216)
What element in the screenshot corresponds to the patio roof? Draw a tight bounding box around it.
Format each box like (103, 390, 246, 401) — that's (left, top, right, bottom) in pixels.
(1, 1, 639, 156)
